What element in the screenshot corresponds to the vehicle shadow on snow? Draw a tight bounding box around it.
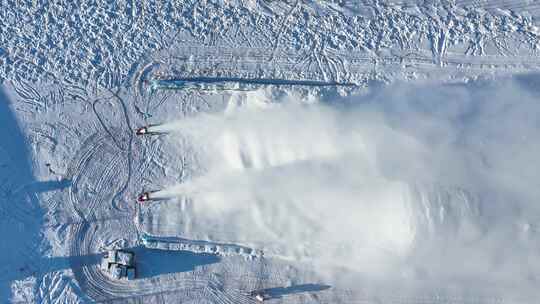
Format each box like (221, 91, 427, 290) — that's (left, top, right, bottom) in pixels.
(254, 283, 331, 300)
(20, 179, 72, 195)
(0, 86, 46, 300)
(5, 247, 219, 282)
(129, 246, 221, 279)
(4, 253, 101, 282)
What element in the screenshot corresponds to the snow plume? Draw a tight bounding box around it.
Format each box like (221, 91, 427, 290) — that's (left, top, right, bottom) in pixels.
(151, 80, 540, 297)
(150, 97, 363, 173)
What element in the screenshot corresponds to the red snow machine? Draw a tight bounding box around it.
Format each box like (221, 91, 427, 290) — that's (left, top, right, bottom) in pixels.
(137, 191, 155, 202)
(135, 124, 160, 136)
(135, 126, 149, 135)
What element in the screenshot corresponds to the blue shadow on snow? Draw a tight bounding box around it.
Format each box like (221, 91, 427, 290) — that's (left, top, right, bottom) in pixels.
(0, 86, 44, 300)
(129, 246, 221, 279)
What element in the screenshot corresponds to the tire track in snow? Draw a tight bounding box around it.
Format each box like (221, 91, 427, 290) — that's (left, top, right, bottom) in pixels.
(68, 213, 217, 302)
(67, 133, 128, 221)
(63, 127, 228, 302)
(105, 89, 137, 214)
(269, 0, 301, 63)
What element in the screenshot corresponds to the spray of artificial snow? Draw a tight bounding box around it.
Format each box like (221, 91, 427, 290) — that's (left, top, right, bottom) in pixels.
(145, 83, 540, 296)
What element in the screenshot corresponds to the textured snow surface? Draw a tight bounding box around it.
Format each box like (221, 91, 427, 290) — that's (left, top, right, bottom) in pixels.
(2, 0, 540, 303)
(3, 0, 540, 86)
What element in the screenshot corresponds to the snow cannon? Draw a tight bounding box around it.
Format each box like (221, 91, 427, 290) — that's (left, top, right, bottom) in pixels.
(137, 191, 157, 202)
(254, 293, 268, 302)
(135, 124, 160, 136)
(135, 126, 149, 135)
(245, 291, 270, 302)
(137, 190, 167, 203)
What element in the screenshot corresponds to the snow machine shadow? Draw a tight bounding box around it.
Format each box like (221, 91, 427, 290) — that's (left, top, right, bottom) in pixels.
(25, 178, 72, 195)
(2, 253, 101, 283)
(248, 284, 331, 301)
(128, 246, 220, 279)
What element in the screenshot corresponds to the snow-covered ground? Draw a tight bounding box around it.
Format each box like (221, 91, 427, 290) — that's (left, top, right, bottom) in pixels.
(2, 1, 540, 303)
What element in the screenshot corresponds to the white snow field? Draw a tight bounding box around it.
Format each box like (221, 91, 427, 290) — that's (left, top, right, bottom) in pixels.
(1, 0, 540, 303)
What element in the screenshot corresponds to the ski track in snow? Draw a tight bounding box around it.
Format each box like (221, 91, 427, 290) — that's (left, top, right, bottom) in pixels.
(2, 0, 540, 303)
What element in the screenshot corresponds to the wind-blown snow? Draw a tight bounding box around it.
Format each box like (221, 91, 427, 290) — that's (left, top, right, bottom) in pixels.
(149, 93, 416, 269)
(152, 98, 370, 172)
(143, 80, 540, 298)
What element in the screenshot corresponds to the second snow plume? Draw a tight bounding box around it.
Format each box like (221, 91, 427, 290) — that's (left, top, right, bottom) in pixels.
(153, 161, 416, 272)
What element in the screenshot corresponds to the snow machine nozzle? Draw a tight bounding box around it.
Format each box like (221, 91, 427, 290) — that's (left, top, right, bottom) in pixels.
(137, 190, 167, 203)
(137, 191, 155, 202)
(135, 126, 148, 135)
(135, 124, 160, 136)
